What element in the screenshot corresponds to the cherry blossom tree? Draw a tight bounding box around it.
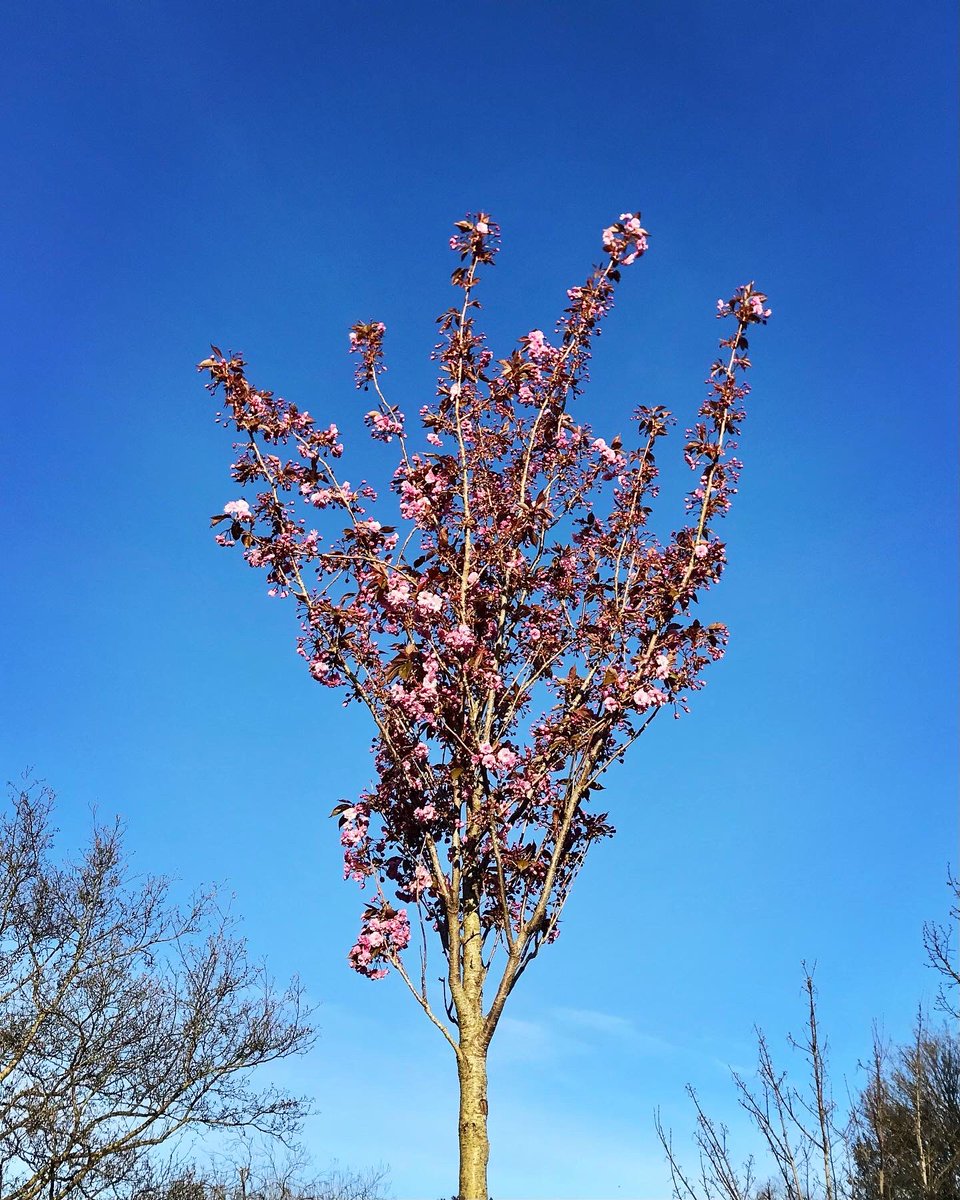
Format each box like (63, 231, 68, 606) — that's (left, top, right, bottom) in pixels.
(199, 211, 770, 1197)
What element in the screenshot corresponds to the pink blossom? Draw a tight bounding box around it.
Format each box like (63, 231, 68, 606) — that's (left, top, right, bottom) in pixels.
(442, 624, 475, 651)
(366, 409, 404, 441)
(525, 330, 555, 363)
(591, 437, 617, 464)
(409, 862, 433, 896)
(223, 499, 252, 520)
(416, 590, 443, 614)
(385, 579, 412, 609)
(748, 296, 772, 319)
(348, 906, 410, 979)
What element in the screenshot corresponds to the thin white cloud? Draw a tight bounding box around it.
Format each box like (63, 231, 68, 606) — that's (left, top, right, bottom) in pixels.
(492, 1006, 682, 1070)
(553, 1004, 637, 1037)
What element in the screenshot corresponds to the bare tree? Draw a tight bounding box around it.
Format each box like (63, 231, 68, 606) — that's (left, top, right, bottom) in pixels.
(657, 969, 846, 1200)
(0, 779, 314, 1200)
(849, 1018, 960, 1200)
(923, 872, 959, 1020)
(849, 1030, 892, 1200)
(151, 1141, 390, 1200)
(658, 877, 960, 1200)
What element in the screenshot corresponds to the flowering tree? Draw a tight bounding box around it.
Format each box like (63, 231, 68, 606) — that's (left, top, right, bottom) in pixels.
(199, 211, 769, 1197)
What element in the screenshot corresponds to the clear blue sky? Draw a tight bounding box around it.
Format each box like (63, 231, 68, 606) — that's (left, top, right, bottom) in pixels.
(1, 2, 956, 1196)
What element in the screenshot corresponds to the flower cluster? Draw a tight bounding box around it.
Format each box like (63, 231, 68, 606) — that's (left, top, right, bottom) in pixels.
(348, 905, 411, 980)
(601, 212, 650, 265)
(717, 284, 772, 325)
(365, 407, 404, 441)
(448, 211, 500, 272)
(349, 321, 386, 390)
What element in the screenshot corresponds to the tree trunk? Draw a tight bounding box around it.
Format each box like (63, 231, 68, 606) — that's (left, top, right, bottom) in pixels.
(457, 894, 489, 1199)
(457, 1039, 489, 1199)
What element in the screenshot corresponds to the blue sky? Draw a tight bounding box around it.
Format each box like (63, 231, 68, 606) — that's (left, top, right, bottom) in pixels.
(1, 1, 956, 1196)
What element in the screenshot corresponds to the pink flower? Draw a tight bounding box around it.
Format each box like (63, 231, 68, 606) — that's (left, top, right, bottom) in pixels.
(366, 409, 404, 441)
(414, 803, 437, 822)
(525, 330, 553, 361)
(748, 296, 772, 319)
(632, 686, 664, 709)
(442, 624, 475, 651)
(385, 578, 412, 609)
(693, 542, 709, 559)
(417, 590, 443, 614)
(223, 499, 252, 520)
(409, 862, 433, 896)
(348, 907, 411, 979)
